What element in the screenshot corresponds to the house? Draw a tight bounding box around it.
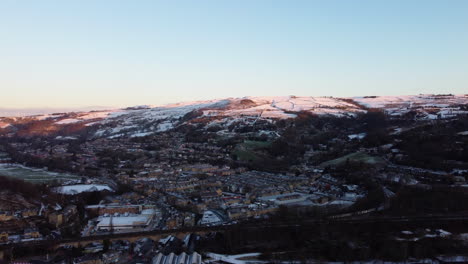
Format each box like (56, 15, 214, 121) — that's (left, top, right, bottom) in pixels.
(23, 228, 41, 239)
(21, 208, 37, 218)
(200, 190, 222, 201)
(0, 232, 8, 242)
(48, 211, 64, 227)
(0, 211, 13, 221)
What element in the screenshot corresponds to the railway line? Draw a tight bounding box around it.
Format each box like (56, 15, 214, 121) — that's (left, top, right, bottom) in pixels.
(2, 213, 468, 251)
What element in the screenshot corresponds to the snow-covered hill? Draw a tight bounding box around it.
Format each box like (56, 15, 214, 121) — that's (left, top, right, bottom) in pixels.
(88, 96, 364, 138)
(353, 94, 468, 119)
(1, 94, 467, 138)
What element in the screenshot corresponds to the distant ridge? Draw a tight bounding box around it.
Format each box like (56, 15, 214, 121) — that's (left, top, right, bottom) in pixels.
(0, 106, 113, 117)
(1, 94, 467, 138)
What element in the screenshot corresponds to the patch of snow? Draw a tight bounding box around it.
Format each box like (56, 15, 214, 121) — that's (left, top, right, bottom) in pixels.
(56, 110, 130, 125)
(156, 121, 174, 132)
(35, 114, 59, 120)
(108, 134, 125, 139)
(436, 229, 452, 237)
(353, 94, 467, 119)
(54, 184, 113, 195)
(56, 118, 81, 124)
(436, 256, 468, 263)
(0, 122, 10, 129)
(96, 214, 152, 227)
(348, 133, 367, 140)
(55, 136, 78, 140)
(130, 132, 153, 138)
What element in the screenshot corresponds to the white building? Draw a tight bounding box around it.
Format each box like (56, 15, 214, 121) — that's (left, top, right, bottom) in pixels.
(96, 209, 155, 231)
(199, 210, 225, 225)
(152, 252, 202, 264)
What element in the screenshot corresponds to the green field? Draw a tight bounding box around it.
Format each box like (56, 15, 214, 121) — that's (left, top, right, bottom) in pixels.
(0, 164, 80, 183)
(320, 152, 386, 167)
(233, 140, 272, 162)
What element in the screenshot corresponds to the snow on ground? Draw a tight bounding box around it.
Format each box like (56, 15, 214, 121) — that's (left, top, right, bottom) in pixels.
(435, 229, 452, 237)
(96, 214, 152, 227)
(110, 125, 138, 134)
(13, 94, 464, 138)
(55, 136, 78, 140)
(130, 132, 154, 138)
(353, 94, 468, 119)
(353, 94, 466, 108)
(79, 111, 118, 120)
(54, 184, 113, 194)
(396, 229, 453, 242)
(260, 110, 297, 119)
(35, 114, 60, 120)
(56, 110, 129, 125)
(156, 121, 174, 132)
(203, 96, 362, 120)
(56, 118, 81, 124)
(348, 133, 367, 140)
(108, 133, 125, 139)
(0, 122, 10, 129)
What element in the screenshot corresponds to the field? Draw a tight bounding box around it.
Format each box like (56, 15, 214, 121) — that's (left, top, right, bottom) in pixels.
(0, 164, 80, 183)
(232, 140, 272, 162)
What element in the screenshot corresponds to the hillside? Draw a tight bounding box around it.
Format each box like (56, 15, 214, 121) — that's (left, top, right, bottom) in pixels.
(0, 94, 467, 139)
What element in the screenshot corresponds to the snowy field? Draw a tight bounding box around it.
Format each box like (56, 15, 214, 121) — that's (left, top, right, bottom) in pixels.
(0, 163, 80, 183)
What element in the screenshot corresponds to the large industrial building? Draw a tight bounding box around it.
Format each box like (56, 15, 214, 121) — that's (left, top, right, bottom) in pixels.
(96, 209, 156, 231)
(152, 252, 203, 264)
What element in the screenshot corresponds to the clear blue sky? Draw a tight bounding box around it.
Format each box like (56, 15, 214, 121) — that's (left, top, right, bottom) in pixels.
(1, 0, 467, 108)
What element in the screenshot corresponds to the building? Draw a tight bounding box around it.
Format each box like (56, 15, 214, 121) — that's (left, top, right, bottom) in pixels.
(48, 211, 64, 227)
(21, 209, 37, 218)
(23, 228, 41, 239)
(85, 204, 142, 215)
(73, 254, 103, 264)
(96, 209, 155, 231)
(0, 232, 8, 242)
(0, 211, 14, 221)
(258, 192, 311, 206)
(152, 252, 202, 264)
(199, 210, 226, 225)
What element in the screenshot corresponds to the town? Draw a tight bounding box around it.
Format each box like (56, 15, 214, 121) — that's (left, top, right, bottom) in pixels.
(1, 97, 468, 263)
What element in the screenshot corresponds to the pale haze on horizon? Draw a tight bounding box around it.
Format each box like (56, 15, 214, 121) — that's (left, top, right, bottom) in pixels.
(1, 0, 467, 109)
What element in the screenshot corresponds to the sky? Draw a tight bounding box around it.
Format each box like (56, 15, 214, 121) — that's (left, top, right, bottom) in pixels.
(1, 0, 467, 109)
